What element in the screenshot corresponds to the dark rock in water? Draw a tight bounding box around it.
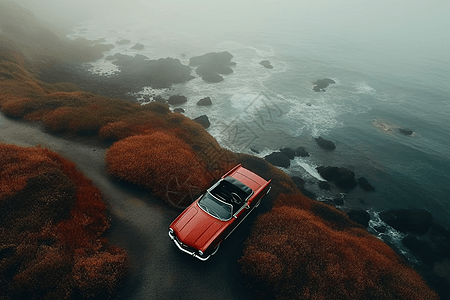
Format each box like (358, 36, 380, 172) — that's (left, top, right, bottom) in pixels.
(347, 210, 371, 228)
(259, 60, 273, 69)
(333, 196, 344, 206)
(190, 51, 235, 67)
(399, 128, 413, 136)
(167, 95, 187, 105)
(315, 137, 336, 150)
(316, 166, 358, 190)
(265, 152, 290, 168)
(131, 43, 145, 50)
(294, 146, 310, 157)
(196, 97, 212, 106)
(116, 39, 131, 45)
(202, 72, 224, 83)
(190, 51, 235, 82)
(429, 224, 450, 257)
(153, 95, 166, 103)
(402, 235, 437, 265)
(280, 147, 295, 160)
(193, 115, 210, 129)
(250, 148, 260, 154)
(318, 181, 331, 190)
(379, 208, 433, 235)
(358, 177, 375, 191)
(173, 108, 185, 113)
(313, 78, 336, 92)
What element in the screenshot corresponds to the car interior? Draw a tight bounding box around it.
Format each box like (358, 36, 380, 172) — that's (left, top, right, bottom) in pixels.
(210, 177, 252, 213)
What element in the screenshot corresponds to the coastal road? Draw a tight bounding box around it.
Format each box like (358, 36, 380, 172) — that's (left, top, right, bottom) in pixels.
(0, 113, 260, 300)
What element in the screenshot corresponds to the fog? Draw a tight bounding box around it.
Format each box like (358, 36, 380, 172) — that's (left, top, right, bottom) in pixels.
(7, 0, 449, 61)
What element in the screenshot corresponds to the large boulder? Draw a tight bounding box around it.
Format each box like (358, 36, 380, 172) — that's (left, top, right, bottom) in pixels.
(259, 60, 273, 69)
(264, 151, 290, 168)
(402, 235, 436, 265)
(315, 137, 336, 150)
(316, 166, 358, 190)
(294, 146, 310, 157)
(193, 115, 210, 129)
(280, 147, 295, 160)
(196, 97, 212, 106)
(313, 78, 335, 92)
(167, 95, 187, 105)
(378, 208, 433, 235)
(189, 51, 236, 83)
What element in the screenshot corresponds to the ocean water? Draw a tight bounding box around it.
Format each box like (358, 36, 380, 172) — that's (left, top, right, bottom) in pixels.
(65, 1, 450, 231)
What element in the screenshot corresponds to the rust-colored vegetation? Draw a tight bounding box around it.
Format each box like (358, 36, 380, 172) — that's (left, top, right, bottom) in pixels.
(0, 143, 129, 299)
(105, 132, 213, 207)
(239, 193, 439, 300)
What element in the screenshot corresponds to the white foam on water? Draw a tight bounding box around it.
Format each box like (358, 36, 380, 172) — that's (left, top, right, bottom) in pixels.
(290, 157, 325, 181)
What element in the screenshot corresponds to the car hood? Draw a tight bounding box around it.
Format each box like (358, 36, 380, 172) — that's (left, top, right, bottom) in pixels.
(174, 205, 224, 250)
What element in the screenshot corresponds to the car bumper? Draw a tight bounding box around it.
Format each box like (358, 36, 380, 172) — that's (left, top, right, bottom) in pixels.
(168, 229, 211, 261)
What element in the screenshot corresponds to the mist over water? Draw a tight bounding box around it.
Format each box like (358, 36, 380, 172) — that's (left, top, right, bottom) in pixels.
(10, 0, 450, 229)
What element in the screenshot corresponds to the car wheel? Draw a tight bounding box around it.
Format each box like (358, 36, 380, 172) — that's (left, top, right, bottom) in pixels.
(211, 243, 220, 256)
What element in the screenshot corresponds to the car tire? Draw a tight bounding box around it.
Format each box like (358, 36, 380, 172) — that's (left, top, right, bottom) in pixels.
(211, 243, 220, 256)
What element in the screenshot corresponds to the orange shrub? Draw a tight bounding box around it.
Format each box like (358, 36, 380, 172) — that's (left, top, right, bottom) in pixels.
(105, 132, 211, 207)
(0, 143, 129, 300)
(239, 193, 439, 300)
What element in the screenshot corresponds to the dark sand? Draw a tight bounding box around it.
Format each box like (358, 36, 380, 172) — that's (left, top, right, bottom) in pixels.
(0, 112, 258, 300)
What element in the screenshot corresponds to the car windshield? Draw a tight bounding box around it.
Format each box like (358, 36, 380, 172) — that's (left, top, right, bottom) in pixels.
(198, 192, 233, 221)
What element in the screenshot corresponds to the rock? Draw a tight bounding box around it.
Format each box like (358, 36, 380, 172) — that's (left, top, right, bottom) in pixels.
(291, 177, 316, 199)
(429, 224, 450, 257)
(196, 97, 212, 106)
(264, 152, 290, 168)
(259, 60, 273, 69)
(333, 196, 344, 206)
(378, 208, 433, 235)
(131, 43, 145, 50)
(315, 137, 336, 150)
(294, 146, 310, 157)
(153, 95, 166, 103)
(250, 148, 260, 154)
(313, 78, 336, 92)
(173, 108, 185, 113)
(316, 166, 358, 190)
(358, 177, 375, 191)
(193, 115, 210, 129)
(116, 39, 131, 45)
(167, 95, 187, 105)
(280, 147, 295, 160)
(402, 235, 436, 265)
(318, 181, 331, 190)
(202, 72, 224, 83)
(347, 210, 371, 228)
(399, 128, 413, 136)
(190, 51, 235, 83)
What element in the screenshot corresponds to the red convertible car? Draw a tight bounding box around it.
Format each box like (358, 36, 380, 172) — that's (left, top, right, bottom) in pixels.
(168, 164, 271, 261)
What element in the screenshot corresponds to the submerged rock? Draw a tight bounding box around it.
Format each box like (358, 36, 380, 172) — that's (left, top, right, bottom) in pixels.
(379, 208, 433, 235)
(173, 108, 185, 113)
(131, 43, 145, 50)
(315, 137, 336, 150)
(313, 78, 335, 92)
(358, 177, 375, 191)
(399, 128, 414, 136)
(294, 146, 310, 157)
(259, 60, 273, 69)
(153, 95, 166, 103)
(280, 147, 295, 160)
